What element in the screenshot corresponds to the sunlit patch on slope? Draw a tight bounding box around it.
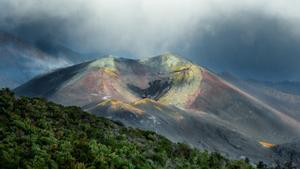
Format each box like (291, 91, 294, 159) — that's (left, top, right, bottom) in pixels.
(259, 141, 275, 148)
(170, 65, 196, 83)
(138, 54, 204, 108)
(88, 55, 116, 69)
(133, 98, 163, 106)
(97, 99, 144, 115)
(158, 64, 203, 107)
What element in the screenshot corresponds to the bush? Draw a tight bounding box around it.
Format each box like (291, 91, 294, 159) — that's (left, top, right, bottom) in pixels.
(0, 89, 265, 169)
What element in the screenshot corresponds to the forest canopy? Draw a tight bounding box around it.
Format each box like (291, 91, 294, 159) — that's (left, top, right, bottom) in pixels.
(0, 88, 286, 169)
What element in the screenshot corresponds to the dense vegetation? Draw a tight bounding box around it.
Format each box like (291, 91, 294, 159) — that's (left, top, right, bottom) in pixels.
(0, 88, 289, 169)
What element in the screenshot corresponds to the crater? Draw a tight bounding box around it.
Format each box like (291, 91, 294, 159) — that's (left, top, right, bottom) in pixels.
(127, 78, 173, 100)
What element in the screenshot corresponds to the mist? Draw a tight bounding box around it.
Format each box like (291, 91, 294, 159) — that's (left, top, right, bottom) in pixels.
(1, 0, 300, 81)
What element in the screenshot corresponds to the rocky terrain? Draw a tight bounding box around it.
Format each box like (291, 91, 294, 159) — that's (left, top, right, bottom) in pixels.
(15, 54, 300, 165)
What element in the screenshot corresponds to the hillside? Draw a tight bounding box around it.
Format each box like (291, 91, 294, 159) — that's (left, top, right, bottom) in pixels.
(0, 88, 264, 169)
(220, 75, 300, 122)
(14, 54, 300, 165)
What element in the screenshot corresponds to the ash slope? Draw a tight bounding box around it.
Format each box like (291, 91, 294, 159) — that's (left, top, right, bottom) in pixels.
(15, 54, 300, 164)
(221, 74, 300, 122)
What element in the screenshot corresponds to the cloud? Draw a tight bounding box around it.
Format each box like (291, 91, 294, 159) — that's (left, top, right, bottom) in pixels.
(1, 0, 300, 81)
(182, 11, 300, 81)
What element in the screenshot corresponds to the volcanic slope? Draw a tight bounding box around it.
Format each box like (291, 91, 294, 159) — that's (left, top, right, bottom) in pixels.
(15, 54, 300, 164)
(221, 75, 300, 122)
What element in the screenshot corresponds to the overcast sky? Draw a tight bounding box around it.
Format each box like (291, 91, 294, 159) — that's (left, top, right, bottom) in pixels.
(1, 0, 300, 81)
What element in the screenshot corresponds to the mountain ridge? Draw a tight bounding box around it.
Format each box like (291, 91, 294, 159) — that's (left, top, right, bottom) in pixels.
(15, 54, 300, 165)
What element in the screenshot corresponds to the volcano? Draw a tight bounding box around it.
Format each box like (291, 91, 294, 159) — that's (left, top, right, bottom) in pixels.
(15, 53, 300, 164)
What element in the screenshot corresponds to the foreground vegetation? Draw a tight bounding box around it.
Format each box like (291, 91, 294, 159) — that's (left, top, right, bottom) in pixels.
(0, 89, 291, 169)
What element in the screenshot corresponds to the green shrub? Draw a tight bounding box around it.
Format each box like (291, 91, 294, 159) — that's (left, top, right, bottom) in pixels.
(0, 89, 265, 169)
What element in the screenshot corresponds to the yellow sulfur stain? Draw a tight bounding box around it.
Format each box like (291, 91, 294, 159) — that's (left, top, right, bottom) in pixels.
(158, 65, 202, 107)
(98, 99, 144, 115)
(170, 65, 195, 83)
(102, 68, 118, 78)
(259, 141, 275, 148)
